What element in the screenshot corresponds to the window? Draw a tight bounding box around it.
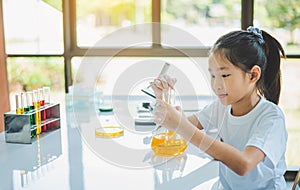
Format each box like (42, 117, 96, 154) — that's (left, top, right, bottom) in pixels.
(254, 0, 300, 166)
(161, 0, 241, 47)
(76, 0, 151, 47)
(3, 0, 63, 54)
(280, 59, 300, 166)
(2, 0, 64, 117)
(254, 0, 300, 55)
(6, 57, 65, 108)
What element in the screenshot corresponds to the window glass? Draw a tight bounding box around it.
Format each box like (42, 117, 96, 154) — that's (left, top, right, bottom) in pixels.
(280, 59, 300, 166)
(254, 0, 300, 54)
(161, 0, 241, 47)
(3, 0, 63, 54)
(254, 0, 300, 166)
(76, 0, 151, 47)
(7, 57, 65, 109)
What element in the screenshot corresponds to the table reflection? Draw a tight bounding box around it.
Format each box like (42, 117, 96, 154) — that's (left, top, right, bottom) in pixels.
(152, 153, 187, 186)
(0, 129, 62, 189)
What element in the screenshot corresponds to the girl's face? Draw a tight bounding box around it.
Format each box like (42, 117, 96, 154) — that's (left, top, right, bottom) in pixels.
(208, 51, 254, 105)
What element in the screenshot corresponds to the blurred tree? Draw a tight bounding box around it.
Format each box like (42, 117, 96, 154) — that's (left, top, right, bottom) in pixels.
(7, 57, 64, 92)
(265, 0, 300, 44)
(76, 0, 151, 26)
(162, 0, 212, 24)
(108, 2, 136, 25)
(219, 0, 240, 20)
(162, 0, 240, 25)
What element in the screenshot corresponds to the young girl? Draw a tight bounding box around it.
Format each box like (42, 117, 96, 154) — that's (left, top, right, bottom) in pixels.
(152, 26, 288, 190)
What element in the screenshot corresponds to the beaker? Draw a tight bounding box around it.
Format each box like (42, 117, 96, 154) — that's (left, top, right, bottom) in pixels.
(151, 88, 187, 157)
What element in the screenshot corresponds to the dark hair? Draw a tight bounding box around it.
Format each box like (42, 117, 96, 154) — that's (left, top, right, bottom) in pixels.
(211, 28, 285, 105)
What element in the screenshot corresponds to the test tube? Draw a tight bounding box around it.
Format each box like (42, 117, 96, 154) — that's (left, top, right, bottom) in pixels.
(43, 87, 50, 104)
(21, 92, 26, 114)
(33, 90, 42, 135)
(26, 91, 36, 137)
(32, 90, 39, 109)
(39, 88, 47, 132)
(15, 94, 23, 114)
(23, 92, 30, 113)
(38, 88, 45, 107)
(26, 91, 35, 112)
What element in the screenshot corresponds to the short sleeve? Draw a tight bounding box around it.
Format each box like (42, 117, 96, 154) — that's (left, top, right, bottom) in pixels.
(246, 115, 288, 167)
(194, 100, 226, 135)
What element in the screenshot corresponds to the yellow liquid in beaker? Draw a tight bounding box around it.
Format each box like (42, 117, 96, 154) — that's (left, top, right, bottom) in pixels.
(151, 132, 187, 157)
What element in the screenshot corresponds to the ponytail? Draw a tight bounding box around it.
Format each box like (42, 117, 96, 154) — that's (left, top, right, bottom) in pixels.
(260, 31, 285, 105)
(212, 27, 285, 105)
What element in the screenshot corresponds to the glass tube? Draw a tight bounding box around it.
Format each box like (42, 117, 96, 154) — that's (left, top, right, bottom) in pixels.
(23, 92, 30, 113)
(43, 87, 50, 104)
(15, 94, 23, 114)
(32, 90, 39, 108)
(26, 91, 35, 111)
(26, 91, 36, 137)
(21, 92, 25, 114)
(38, 88, 45, 107)
(38, 88, 47, 131)
(33, 90, 42, 135)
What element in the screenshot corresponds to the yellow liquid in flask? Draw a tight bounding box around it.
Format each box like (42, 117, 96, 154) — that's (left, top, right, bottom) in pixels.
(151, 132, 187, 157)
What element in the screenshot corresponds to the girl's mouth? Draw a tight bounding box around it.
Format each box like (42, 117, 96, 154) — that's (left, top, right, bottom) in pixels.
(217, 94, 227, 99)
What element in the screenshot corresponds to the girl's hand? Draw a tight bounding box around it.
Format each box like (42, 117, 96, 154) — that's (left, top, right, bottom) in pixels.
(151, 75, 177, 100)
(153, 100, 187, 133)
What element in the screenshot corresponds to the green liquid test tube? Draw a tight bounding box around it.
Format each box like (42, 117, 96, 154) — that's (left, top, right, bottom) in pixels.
(26, 91, 36, 137)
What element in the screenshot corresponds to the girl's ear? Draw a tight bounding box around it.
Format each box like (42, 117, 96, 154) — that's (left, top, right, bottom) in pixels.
(249, 65, 261, 83)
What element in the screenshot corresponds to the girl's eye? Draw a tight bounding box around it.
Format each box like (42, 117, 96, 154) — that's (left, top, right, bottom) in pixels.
(210, 75, 215, 78)
(222, 74, 231, 78)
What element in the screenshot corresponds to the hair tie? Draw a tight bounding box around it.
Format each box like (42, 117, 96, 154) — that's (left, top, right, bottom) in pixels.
(247, 26, 265, 44)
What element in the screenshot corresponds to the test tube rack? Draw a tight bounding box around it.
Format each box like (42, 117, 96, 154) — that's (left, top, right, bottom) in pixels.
(4, 103, 60, 144)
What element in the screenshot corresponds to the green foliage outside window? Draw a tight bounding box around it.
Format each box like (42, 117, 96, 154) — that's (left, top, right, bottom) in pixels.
(256, 0, 300, 45)
(7, 57, 64, 92)
(76, 0, 151, 25)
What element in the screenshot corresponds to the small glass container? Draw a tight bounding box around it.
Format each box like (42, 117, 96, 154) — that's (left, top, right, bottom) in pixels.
(32, 90, 42, 134)
(32, 90, 40, 109)
(42, 87, 51, 104)
(151, 88, 187, 157)
(151, 127, 187, 157)
(26, 91, 34, 110)
(95, 109, 124, 138)
(95, 126, 124, 138)
(38, 88, 45, 107)
(15, 94, 24, 114)
(26, 91, 36, 137)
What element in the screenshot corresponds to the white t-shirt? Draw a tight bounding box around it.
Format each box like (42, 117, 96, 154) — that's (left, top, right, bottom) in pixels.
(195, 96, 288, 190)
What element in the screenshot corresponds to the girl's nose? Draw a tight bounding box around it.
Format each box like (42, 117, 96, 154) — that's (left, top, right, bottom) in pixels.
(213, 78, 223, 91)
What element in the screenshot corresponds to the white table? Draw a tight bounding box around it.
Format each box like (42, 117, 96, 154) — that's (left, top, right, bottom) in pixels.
(0, 95, 219, 190)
